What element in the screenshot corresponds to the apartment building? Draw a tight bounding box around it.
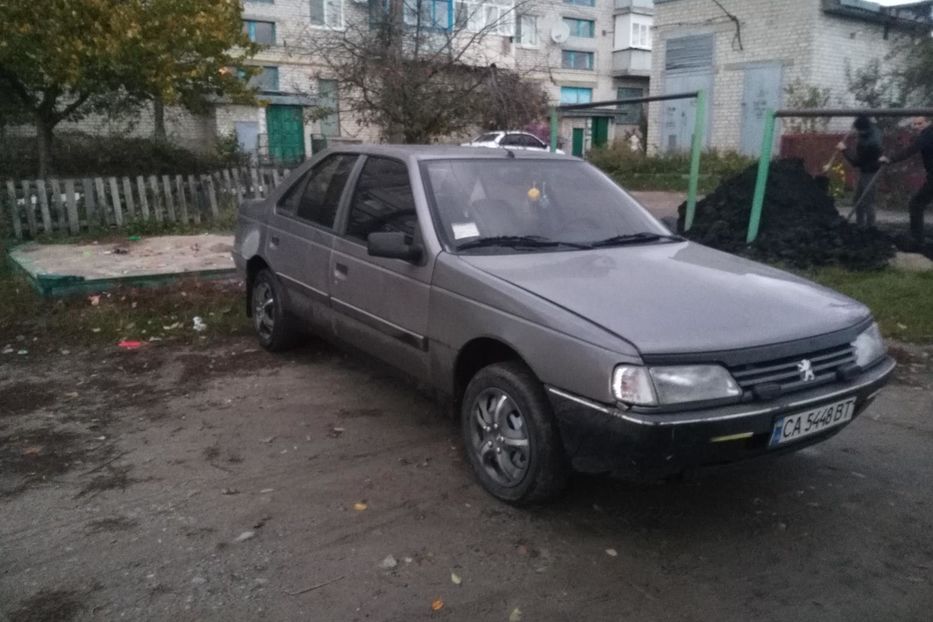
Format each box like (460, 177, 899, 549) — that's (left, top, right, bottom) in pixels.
(40, 0, 654, 161)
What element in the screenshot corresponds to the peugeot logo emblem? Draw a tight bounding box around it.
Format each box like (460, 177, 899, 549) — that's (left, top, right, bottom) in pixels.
(797, 359, 815, 382)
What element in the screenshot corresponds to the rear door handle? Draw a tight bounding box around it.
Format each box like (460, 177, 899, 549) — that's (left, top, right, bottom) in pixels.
(334, 262, 348, 280)
(269, 235, 280, 247)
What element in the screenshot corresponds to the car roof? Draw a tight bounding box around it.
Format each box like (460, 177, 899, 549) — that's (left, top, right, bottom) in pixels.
(326, 144, 576, 161)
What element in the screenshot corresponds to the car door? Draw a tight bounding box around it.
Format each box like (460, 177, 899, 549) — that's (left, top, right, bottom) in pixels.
(330, 156, 432, 379)
(264, 153, 359, 331)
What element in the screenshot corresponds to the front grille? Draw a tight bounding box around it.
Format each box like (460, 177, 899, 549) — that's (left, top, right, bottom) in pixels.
(729, 343, 856, 396)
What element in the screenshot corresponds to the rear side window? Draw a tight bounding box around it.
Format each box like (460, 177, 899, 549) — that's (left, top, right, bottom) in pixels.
(278, 154, 358, 227)
(346, 157, 417, 241)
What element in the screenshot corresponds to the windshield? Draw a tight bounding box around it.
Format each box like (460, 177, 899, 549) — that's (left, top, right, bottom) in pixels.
(421, 159, 668, 252)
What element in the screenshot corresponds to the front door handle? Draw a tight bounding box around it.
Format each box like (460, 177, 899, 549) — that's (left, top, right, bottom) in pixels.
(334, 262, 348, 280)
(269, 235, 280, 248)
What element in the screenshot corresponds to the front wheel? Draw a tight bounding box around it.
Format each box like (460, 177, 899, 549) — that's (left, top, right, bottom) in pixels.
(251, 269, 298, 352)
(461, 361, 569, 504)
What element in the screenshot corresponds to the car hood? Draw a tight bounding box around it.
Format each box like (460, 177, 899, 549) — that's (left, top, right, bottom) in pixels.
(458, 242, 870, 355)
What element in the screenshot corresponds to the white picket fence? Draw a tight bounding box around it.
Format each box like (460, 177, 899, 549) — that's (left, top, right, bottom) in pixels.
(3, 166, 290, 239)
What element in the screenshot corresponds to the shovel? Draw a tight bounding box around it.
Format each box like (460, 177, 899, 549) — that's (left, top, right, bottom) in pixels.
(845, 165, 885, 223)
(814, 130, 855, 194)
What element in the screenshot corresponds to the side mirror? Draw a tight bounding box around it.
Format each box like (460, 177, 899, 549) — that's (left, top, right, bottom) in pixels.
(367, 231, 422, 262)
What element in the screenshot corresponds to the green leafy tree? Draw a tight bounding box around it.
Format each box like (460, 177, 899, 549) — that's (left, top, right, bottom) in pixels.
(124, 0, 260, 141)
(0, 0, 257, 176)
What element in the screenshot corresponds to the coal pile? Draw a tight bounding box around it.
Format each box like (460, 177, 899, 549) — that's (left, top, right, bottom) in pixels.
(678, 159, 896, 270)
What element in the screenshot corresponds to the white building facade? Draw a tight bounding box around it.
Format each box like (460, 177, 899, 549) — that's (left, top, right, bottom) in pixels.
(38, 0, 654, 162)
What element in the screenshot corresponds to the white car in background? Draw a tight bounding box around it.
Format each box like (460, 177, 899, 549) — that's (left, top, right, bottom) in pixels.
(462, 131, 564, 154)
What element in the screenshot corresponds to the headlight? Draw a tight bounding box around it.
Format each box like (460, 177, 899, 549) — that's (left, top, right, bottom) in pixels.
(852, 322, 885, 368)
(612, 364, 741, 406)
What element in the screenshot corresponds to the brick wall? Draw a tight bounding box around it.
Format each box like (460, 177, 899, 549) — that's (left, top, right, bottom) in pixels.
(648, 0, 915, 155)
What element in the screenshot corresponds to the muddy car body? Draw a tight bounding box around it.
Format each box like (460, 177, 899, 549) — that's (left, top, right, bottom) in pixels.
(233, 145, 895, 503)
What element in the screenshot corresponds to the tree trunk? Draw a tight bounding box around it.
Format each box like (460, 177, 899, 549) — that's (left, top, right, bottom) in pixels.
(153, 97, 166, 141)
(35, 113, 55, 178)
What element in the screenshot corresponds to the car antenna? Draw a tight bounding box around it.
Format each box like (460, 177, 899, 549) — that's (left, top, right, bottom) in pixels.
(504, 148, 516, 158)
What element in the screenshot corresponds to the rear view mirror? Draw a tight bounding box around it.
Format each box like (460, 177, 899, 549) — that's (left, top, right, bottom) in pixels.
(367, 231, 422, 262)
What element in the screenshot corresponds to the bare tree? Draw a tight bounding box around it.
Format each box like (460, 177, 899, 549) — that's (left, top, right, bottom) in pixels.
(293, 0, 548, 143)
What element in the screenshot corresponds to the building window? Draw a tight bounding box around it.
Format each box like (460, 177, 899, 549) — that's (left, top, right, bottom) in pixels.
(631, 20, 651, 49)
(563, 17, 594, 38)
(564, 0, 595, 7)
(454, 1, 513, 35)
(245, 66, 279, 92)
(560, 86, 592, 105)
(616, 86, 645, 124)
(243, 20, 276, 45)
(311, 0, 344, 29)
(404, 0, 452, 29)
(515, 15, 537, 45)
(318, 79, 339, 136)
(562, 50, 594, 71)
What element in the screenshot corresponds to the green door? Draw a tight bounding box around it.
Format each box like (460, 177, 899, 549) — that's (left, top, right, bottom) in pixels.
(592, 117, 610, 149)
(266, 105, 305, 164)
(571, 128, 585, 157)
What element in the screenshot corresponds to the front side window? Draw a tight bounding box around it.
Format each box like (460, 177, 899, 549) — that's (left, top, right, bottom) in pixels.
(563, 17, 594, 38)
(346, 158, 418, 241)
(278, 154, 358, 227)
(559, 86, 592, 104)
(422, 159, 663, 250)
(311, 0, 344, 29)
(515, 15, 537, 45)
(562, 50, 594, 70)
(243, 20, 276, 45)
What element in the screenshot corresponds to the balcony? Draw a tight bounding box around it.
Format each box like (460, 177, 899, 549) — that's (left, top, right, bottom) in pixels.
(614, 0, 654, 15)
(612, 48, 652, 77)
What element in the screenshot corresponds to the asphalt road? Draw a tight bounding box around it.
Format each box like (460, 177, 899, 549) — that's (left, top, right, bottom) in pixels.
(1, 337, 931, 621)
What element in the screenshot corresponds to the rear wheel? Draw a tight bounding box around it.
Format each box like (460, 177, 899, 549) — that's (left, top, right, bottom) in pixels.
(251, 269, 298, 352)
(461, 361, 569, 504)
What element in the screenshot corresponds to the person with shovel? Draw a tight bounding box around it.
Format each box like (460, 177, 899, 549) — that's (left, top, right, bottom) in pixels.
(880, 116, 933, 249)
(836, 115, 882, 228)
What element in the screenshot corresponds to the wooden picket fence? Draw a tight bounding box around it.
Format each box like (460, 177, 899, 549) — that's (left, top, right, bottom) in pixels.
(3, 166, 290, 240)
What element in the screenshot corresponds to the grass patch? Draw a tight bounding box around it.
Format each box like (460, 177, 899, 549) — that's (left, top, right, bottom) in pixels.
(0, 245, 249, 348)
(805, 267, 933, 344)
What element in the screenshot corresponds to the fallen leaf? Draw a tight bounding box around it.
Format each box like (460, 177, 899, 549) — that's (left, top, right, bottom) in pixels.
(89, 295, 100, 306)
(233, 530, 255, 543)
(509, 607, 523, 622)
(378, 555, 398, 570)
(605, 548, 618, 557)
(450, 572, 462, 585)
(353, 502, 368, 511)
(431, 598, 444, 612)
(22, 446, 42, 456)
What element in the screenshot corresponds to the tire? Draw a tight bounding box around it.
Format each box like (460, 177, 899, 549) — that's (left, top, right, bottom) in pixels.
(461, 361, 569, 504)
(250, 269, 299, 352)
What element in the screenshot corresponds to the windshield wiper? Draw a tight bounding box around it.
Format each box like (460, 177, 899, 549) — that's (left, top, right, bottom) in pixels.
(457, 236, 588, 251)
(586, 232, 684, 248)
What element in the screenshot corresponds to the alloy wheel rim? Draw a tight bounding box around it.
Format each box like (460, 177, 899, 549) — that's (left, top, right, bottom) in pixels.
(253, 282, 275, 339)
(469, 388, 530, 487)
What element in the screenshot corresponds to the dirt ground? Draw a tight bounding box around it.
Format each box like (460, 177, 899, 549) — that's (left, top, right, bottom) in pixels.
(1, 336, 932, 622)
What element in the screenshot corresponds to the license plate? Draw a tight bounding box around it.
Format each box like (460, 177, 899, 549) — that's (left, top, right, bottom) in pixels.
(769, 398, 856, 447)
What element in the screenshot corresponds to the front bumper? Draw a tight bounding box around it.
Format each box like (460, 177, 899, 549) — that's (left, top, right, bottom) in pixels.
(547, 356, 896, 479)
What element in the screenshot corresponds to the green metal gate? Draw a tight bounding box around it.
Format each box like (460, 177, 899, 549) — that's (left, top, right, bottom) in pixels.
(571, 128, 585, 157)
(592, 117, 610, 149)
(265, 105, 305, 165)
